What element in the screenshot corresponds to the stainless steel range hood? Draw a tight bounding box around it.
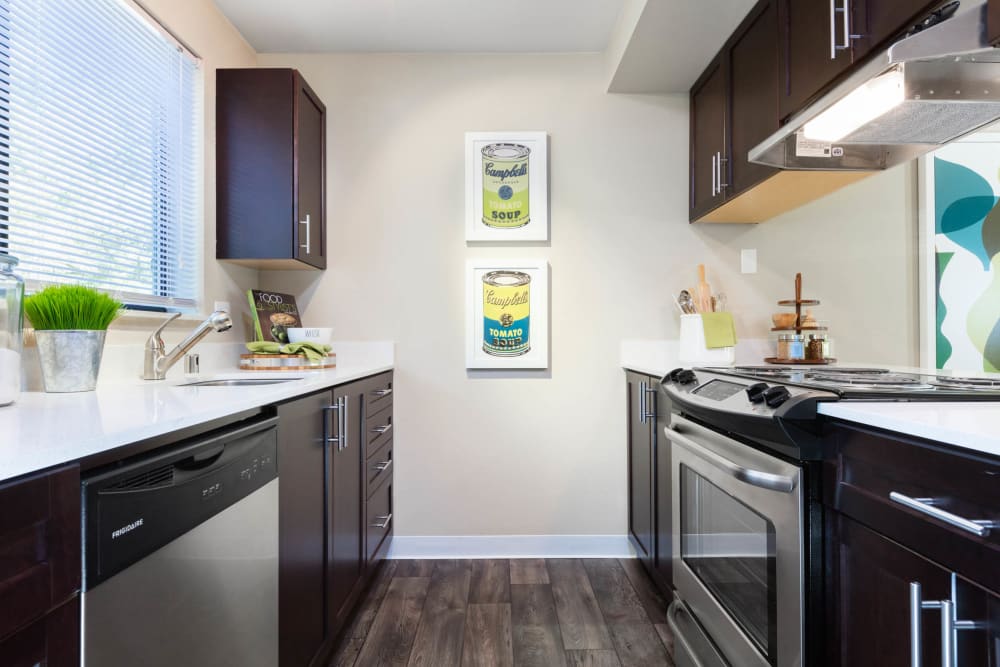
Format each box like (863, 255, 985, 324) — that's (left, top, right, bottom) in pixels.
(749, 1, 1000, 171)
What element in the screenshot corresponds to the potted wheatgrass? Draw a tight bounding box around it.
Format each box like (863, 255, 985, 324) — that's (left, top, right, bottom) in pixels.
(24, 285, 122, 392)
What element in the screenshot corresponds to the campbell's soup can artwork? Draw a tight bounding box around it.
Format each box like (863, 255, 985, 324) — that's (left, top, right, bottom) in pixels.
(482, 271, 531, 357)
(482, 143, 530, 228)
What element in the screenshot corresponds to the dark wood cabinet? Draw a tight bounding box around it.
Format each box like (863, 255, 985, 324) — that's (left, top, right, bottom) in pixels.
(626, 371, 655, 565)
(690, 0, 781, 223)
(778, 0, 856, 121)
(217, 68, 326, 270)
(327, 382, 363, 627)
(851, 0, 939, 62)
(0, 599, 79, 667)
(277, 372, 394, 666)
(728, 0, 780, 194)
(823, 422, 1000, 666)
(689, 57, 728, 221)
(277, 391, 329, 667)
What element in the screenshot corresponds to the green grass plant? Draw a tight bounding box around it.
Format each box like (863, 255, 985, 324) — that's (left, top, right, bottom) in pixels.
(24, 285, 123, 330)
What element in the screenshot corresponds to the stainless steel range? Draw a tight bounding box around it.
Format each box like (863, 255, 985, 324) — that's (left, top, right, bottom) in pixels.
(660, 366, 1000, 667)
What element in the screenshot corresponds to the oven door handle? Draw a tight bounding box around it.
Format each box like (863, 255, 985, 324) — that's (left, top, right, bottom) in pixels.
(666, 423, 796, 493)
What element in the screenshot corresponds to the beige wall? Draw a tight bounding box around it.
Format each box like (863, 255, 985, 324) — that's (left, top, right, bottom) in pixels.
(254, 52, 918, 538)
(105, 0, 258, 346)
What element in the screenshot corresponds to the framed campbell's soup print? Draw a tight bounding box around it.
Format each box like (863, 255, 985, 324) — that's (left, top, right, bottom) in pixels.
(465, 132, 549, 242)
(466, 258, 549, 369)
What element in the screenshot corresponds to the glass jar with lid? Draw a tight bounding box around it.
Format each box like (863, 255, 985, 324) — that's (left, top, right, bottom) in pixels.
(0, 255, 23, 405)
(777, 333, 805, 361)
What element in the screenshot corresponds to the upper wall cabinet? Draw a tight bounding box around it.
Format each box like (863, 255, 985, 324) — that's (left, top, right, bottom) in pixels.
(217, 68, 327, 270)
(778, 0, 939, 121)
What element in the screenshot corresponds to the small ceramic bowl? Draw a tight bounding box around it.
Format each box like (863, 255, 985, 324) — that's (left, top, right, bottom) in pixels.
(287, 327, 332, 345)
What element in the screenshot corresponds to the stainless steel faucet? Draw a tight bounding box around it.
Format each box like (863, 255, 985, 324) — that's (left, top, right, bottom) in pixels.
(143, 310, 233, 380)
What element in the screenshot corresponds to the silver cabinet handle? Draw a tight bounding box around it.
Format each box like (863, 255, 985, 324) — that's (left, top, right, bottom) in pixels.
(371, 423, 392, 436)
(666, 423, 796, 493)
(643, 384, 657, 422)
(323, 399, 341, 448)
(373, 460, 392, 473)
(639, 381, 647, 425)
(717, 152, 728, 191)
(831, 0, 860, 57)
(910, 582, 951, 667)
(341, 395, 349, 451)
(829, 0, 837, 58)
(890, 492, 998, 537)
(711, 152, 718, 197)
(372, 388, 392, 398)
(299, 214, 311, 254)
(371, 513, 392, 529)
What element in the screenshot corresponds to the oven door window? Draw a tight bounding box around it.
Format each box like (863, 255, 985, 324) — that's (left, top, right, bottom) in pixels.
(680, 464, 776, 660)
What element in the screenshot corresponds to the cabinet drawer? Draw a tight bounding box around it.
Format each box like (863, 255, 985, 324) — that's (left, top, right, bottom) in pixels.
(366, 403, 393, 455)
(364, 373, 393, 418)
(366, 440, 393, 497)
(0, 465, 80, 640)
(0, 598, 78, 667)
(826, 423, 1000, 593)
(366, 480, 393, 564)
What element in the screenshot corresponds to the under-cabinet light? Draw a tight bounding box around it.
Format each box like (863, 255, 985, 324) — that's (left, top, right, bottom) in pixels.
(803, 68, 905, 143)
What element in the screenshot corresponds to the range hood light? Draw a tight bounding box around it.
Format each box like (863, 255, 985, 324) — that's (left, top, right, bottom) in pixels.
(802, 68, 906, 142)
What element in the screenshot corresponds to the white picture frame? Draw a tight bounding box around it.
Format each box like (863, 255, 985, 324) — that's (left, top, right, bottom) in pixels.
(466, 258, 549, 369)
(465, 132, 549, 242)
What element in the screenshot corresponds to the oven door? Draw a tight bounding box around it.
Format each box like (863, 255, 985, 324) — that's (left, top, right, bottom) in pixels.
(667, 414, 803, 667)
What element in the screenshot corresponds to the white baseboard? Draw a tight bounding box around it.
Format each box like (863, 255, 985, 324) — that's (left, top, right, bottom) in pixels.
(387, 534, 636, 559)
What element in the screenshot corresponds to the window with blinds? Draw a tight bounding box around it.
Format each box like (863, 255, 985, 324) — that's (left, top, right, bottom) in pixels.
(0, 0, 201, 310)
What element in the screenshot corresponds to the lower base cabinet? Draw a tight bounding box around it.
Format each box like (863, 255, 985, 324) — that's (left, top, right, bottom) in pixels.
(0, 599, 79, 667)
(278, 371, 394, 667)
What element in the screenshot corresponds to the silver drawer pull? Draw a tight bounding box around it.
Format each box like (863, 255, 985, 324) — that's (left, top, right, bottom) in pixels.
(371, 423, 392, 435)
(890, 492, 998, 537)
(372, 388, 392, 397)
(371, 513, 392, 529)
(323, 401, 341, 446)
(373, 460, 391, 473)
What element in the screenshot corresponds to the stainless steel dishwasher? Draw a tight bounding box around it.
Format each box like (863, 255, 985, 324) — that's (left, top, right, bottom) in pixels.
(81, 417, 279, 667)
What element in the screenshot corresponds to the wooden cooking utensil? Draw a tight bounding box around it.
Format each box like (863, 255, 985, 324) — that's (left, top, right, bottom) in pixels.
(697, 264, 712, 313)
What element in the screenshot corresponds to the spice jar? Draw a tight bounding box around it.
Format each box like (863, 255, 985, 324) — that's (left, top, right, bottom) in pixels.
(806, 334, 827, 361)
(0, 255, 24, 406)
(777, 334, 805, 361)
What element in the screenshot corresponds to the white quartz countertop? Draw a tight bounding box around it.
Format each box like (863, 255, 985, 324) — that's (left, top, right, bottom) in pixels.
(817, 401, 1000, 459)
(0, 359, 393, 483)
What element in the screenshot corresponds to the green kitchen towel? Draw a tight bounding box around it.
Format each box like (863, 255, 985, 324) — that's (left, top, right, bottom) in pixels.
(246, 341, 332, 361)
(701, 312, 737, 349)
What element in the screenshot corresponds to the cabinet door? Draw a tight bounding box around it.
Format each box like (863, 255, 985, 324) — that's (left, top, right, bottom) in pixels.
(828, 512, 951, 667)
(327, 384, 363, 625)
(778, 0, 855, 121)
(851, 0, 938, 60)
(653, 388, 672, 589)
(626, 372, 653, 563)
(277, 392, 329, 667)
(728, 0, 780, 194)
(294, 76, 326, 270)
(689, 57, 727, 221)
(0, 599, 78, 667)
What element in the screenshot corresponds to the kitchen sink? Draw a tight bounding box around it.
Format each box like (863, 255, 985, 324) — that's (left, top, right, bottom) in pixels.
(178, 378, 303, 387)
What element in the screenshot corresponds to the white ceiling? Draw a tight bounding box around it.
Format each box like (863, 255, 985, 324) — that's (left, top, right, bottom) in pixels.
(608, 0, 759, 93)
(213, 0, 626, 53)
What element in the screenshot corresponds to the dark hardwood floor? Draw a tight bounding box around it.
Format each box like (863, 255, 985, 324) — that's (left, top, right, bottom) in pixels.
(329, 558, 675, 667)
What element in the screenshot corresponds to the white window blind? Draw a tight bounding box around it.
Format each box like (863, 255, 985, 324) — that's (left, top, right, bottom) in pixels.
(0, 0, 201, 310)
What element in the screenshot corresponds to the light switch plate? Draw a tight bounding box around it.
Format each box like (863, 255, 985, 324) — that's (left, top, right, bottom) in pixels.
(740, 249, 757, 274)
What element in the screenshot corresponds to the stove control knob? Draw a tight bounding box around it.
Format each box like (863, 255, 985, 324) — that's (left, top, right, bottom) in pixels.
(763, 385, 791, 408)
(667, 368, 684, 383)
(746, 382, 769, 403)
(677, 370, 697, 385)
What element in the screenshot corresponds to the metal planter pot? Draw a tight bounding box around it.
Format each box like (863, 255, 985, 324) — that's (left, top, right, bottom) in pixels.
(35, 330, 107, 392)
